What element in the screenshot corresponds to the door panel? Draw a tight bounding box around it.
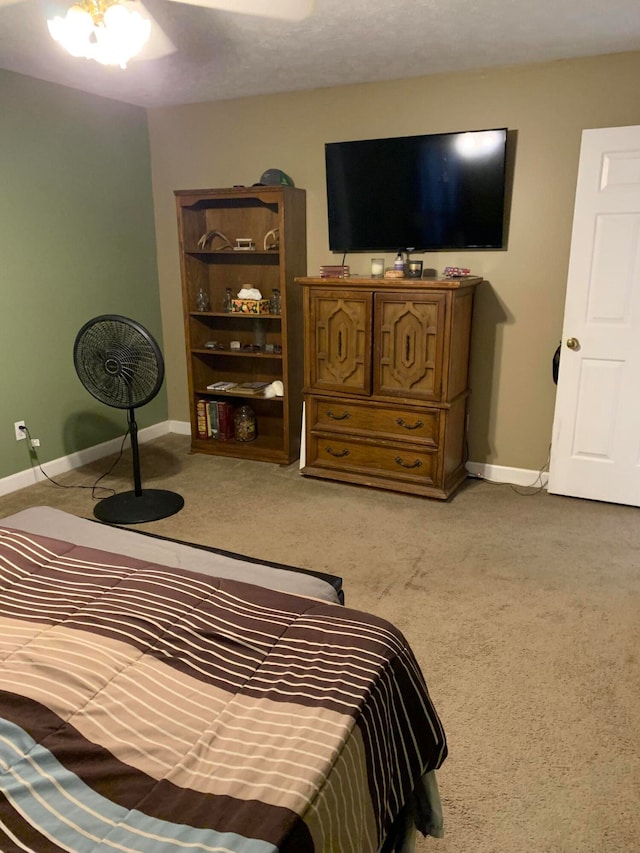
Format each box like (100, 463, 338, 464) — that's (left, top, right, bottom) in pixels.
(549, 125, 640, 506)
(373, 292, 446, 400)
(307, 290, 372, 395)
(588, 214, 640, 320)
(571, 359, 622, 459)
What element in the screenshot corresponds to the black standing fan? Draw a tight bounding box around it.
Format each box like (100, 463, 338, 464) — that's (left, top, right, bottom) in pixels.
(73, 315, 184, 524)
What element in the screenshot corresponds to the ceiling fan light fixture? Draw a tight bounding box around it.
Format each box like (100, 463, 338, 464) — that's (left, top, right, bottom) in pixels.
(48, 1, 151, 69)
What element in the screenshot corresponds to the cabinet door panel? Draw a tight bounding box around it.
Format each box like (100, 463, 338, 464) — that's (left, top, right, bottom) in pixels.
(373, 292, 446, 401)
(308, 290, 372, 395)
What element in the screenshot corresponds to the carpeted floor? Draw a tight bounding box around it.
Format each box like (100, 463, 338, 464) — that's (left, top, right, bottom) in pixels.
(1, 432, 638, 852)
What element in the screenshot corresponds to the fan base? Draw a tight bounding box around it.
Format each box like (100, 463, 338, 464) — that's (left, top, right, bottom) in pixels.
(94, 489, 184, 525)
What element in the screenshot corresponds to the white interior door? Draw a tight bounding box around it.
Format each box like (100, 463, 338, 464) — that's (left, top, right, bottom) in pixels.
(548, 125, 640, 506)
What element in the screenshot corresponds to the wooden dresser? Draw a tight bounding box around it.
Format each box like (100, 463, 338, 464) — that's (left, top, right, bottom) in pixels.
(297, 276, 481, 499)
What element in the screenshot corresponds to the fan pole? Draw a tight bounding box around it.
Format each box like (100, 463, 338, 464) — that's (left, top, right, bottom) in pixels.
(128, 407, 143, 497)
(93, 406, 184, 522)
(74, 314, 184, 524)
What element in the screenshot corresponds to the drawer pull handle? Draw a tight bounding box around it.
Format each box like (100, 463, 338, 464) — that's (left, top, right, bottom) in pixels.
(326, 446, 350, 458)
(395, 456, 422, 469)
(326, 410, 351, 421)
(396, 417, 424, 430)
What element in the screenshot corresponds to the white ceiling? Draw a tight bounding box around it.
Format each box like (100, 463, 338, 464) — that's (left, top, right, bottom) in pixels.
(0, 0, 639, 108)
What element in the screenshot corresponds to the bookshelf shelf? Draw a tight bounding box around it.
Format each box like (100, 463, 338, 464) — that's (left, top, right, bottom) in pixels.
(192, 349, 283, 359)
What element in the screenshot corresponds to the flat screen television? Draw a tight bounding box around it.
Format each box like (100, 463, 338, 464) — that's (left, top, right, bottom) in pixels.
(325, 127, 508, 253)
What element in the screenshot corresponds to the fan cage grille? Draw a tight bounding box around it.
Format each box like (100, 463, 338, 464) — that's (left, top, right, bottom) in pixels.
(74, 316, 164, 410)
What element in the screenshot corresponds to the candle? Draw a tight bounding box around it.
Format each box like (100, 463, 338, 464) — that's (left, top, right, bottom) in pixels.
(371, 258, 385, 277)
(407, 259, 423, 278)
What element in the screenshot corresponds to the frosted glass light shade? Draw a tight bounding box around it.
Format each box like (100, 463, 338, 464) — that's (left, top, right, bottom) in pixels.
(48, 2, 151, 68)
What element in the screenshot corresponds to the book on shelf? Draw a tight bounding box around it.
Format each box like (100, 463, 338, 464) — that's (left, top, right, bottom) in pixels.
(234, 381, 271, 395)
(197, 398, 235, 440)
(206, 381, 238, 391)
(196, 398, 211, 439)
(208, 399, 220, 439)
(215, 400, 235, 440)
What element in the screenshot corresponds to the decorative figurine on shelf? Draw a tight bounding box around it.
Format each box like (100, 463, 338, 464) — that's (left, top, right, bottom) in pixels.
(269, 288, 281, 314)
(263, 228, 279, 251)
(197, 230, 232, 251)
(234, 404, 256, 442)
(234, 238, 255, 251)
(263, 380, 284, 398)
(224, 288, 233, 312)
(195, 287, 210, 311)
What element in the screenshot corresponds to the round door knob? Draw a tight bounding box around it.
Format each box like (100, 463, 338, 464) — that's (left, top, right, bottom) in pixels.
(566, 337, 580, 350)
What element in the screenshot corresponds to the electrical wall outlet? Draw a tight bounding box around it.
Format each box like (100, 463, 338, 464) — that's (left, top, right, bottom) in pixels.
(14, 420, 26, 441)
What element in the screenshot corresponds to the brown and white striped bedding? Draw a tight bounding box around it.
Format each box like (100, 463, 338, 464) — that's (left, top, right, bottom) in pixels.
(0, 525, 447, 852)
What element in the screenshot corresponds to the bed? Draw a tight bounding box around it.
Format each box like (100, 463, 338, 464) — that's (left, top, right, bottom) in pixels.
(0, 507, 447, 852)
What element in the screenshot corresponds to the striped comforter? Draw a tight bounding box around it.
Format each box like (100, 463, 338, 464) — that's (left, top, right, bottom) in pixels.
(0, 525, 447, 852)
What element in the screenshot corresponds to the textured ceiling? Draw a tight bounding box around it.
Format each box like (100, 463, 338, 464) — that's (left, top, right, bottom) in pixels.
(0, 0, 639, 108)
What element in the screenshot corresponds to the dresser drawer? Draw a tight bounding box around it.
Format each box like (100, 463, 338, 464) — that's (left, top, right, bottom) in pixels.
(307, 432, 438, 485)
(308, 397, 440, 446)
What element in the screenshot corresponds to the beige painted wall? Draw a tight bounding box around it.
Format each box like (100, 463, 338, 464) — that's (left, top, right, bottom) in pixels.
(147, 51, 640, 471)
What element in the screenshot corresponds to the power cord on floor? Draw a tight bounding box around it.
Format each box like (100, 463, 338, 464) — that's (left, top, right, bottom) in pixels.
(466, 444, 551, 496)
(19, 423, 129, 500)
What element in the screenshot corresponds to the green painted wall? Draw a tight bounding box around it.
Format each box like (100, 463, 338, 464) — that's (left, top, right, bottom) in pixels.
(0, 70, 166, 480)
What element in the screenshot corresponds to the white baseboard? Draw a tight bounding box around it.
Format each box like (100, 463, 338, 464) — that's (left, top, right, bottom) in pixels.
(0, 421, 174, 498)
(168, 419, 191, 436)
(301, 403, 548, 488)
(466, 461, 549, 488)
(0, 420, 546, 498)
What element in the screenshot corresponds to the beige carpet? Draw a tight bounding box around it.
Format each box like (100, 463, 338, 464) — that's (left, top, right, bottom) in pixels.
(1, 433, 638, 853)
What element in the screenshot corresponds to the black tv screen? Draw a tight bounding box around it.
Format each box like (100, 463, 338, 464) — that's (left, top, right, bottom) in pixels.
(325, 128, 508, 252)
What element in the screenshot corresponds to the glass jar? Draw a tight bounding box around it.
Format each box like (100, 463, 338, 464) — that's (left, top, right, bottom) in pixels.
(195, 287, 210, 312)
(269, 288, 281, 314)
(223, 288, 233, 312)
(254, 318, 266, 349)
(234, 404, 256, 442)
